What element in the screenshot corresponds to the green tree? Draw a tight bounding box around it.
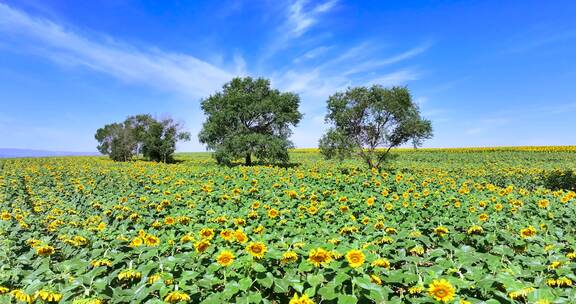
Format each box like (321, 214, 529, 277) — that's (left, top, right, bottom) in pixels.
(140, 118, 191, 163)
(199, 77, 302, 165)
(319, 85, 432, 169)
(94, 122, 137, 162)
(125, 114, 156, 156)
(95, 114, 190, 163)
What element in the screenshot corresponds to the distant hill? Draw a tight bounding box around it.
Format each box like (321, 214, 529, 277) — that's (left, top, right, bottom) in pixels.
(0, 148, 101, 158)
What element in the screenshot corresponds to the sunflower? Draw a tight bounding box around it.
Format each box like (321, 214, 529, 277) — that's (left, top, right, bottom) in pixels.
(235, 230, 248, 243)
(508, 287, 535, 300)
(538, 199, 549, 208)
(520, 226, 537, 238)
(556, 277, 573, 287)
(267, 209, 279, 218)
(118, 269, 141, 282)
(164, 216, 175, 225)
(467, 225, 483, 235)
(345, 249, 365, 268)
(409, 230, 422, 237)
(428, 279, 456, 303)
(0, 286, 9, 294)
(199, 228, 215, 239)
(434, 226, 449, 237)
(220, 229, 234, 241)
(216, 250, 235, 267)
(547, 261, 561, 270)
(90, 259, 112, 267)
(366, 197, 375, 206)
(308, 248, 332, 267)
(164, 291, 191, 303)
(36, 245, 55, 256)
(478, 213, 489, 221)
(148, 273, 162, 284)
(180, 234, 194, 243)
(281, 251, 298, 264)
(246, 242, 267, 259)
(253, 225, 265, 234)
(1, 211, 11, 221)
(144, 234, 160, 247)
(130, 237, 143, 247)
(289, 293, 315, 304)
(372, 258, 391, 268)
(194, 240, 210, 253)
(10, 290, 32, 303)
(370, 274, 382, 285)
(36, 290, 63, 303)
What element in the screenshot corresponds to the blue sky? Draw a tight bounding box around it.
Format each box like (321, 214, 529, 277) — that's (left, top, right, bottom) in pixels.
(0, 0, 575, 152)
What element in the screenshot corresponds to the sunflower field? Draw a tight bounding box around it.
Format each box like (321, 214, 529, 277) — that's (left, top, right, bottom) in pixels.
(0, 148, 575, 304)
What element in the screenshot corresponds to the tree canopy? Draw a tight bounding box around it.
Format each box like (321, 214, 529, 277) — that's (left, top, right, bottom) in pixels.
(95, 122, 137, 162)
(319, 85, 432, 169)
(95, 114, 190, 162)
(199, 77, 302, 165)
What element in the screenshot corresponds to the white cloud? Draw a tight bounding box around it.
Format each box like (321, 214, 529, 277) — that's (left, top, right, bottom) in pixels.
(233, 53, 247, 76)
(261, 0, 338, 62)
(287, 0, 338, 38)
(366, 69, 421, 87)
(293, 45, 332, 63)
(0, 3, 234, 99)
(0, 2, 432, 151)
(342, 43, 431, 76)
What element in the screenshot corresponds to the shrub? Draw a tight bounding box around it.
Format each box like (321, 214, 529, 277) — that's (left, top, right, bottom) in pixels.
(544, 169, 576, 191)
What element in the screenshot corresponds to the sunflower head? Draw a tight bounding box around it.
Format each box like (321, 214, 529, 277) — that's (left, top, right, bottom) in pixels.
(164, 291, 191, 303)
(428, 279, 456, 303)
(345, 249, 365, 268)
(36, 245, 55, 256)
(289, 293, 315, 304)
(281, 251, 299, 264)
(246, 242, 267, 259)
(194, 240, 211, 253)
(308, 248, 332, 267)
(520, 226, 537, 238)
(216, 250, 235, 267)
(144, 234, 160, 246)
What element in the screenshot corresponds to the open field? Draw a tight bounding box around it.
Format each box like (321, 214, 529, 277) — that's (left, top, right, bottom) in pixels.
(1, 148, 576, 303)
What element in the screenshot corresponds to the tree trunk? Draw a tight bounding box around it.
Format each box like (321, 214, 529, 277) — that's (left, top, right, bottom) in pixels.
(245, 153, 252, 166)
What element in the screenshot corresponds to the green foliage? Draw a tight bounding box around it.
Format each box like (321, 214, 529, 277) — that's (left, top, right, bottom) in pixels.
(95, 114, 190, 162)
(140, 118, 191, 163)
(544, 169, 576, 191)
(94, 122, 137, 162)
(1, 149, 576, 303)
(199, 77, 302, 165)
(319, 86, 432, 169)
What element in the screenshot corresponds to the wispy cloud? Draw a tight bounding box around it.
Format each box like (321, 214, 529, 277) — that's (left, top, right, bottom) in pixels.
(0, 3, 234, 99)
(0, 2, 432, 150)
(342, 43, 431, 76)
(366, 69, 421, 87)
(261, 0, 338, 63)
(293, 46, 332, 63)
(286, 0, 338, 38)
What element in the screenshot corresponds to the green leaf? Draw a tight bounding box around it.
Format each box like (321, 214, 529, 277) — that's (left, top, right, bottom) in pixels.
(338, 294, 358, 304)
(252, 263, 266, 273)
(274, 278, 289, 293)
(307, 273, 325, 287)
(318, 283, 337, 300)
(239, 277, 253, 291)
(256, 272, 274, 288)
